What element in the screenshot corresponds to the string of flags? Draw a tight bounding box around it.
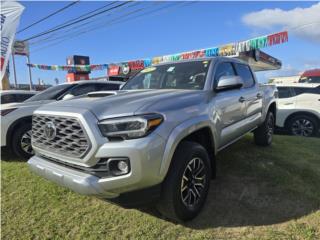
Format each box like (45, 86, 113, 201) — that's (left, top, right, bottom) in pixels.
(26, 63, 108, 71)
(27, 31, 288, 73)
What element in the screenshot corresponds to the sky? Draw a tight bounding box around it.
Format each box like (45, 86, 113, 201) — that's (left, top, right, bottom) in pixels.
(10, 1, 320, 86)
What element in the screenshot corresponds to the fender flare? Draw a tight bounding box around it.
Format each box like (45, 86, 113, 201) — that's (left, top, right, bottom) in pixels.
(159, 115, 217, 178)
(262, 100, 277, 122)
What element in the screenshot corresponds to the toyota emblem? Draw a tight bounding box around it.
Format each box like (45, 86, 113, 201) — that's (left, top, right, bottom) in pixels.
(44, 121, 56, 140)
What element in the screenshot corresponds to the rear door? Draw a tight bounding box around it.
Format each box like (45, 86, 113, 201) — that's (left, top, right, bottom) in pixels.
(233, 63, 263, 130)
(292, 86, 320, 109)
(277, 87, 296, 109)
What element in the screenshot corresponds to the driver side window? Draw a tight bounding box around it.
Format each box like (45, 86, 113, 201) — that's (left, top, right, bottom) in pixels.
(215, 62, 236, 82)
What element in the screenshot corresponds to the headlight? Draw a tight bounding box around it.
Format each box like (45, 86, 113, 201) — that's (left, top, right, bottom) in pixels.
(98, 114, 163, 139)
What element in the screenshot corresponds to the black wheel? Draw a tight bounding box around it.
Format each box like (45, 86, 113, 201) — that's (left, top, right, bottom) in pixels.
(156, 141, 211, 222)
(288, 115, 318, 137)
(11, 124, 34, 159)
(254, 111, 275, 146)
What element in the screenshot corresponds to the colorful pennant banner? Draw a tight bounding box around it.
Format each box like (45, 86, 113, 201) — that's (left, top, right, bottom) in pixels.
(27, 63, 109, 71)
(108, 31, 288, 73)
(27, 31, 288, 73)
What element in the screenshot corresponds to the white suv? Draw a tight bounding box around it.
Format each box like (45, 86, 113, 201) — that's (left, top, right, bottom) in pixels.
(276, 83, 320, 137)
(1, 80, 123, 158)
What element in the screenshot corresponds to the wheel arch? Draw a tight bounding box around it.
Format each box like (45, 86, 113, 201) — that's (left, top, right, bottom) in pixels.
(6, 116, 32, 148)
(284, 111, 320, 129)
(160, 119, 217, 180)
(179, 127, 216, 179)
(267, 101, 277, 120)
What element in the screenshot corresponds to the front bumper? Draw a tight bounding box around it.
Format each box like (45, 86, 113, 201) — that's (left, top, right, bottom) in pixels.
(28, 155, 116, 197)
(28, 132, 167, 198)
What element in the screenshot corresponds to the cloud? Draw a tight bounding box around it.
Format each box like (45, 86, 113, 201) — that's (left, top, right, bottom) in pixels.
(256, 64, 300, 83)
(242, 3, 320, 42)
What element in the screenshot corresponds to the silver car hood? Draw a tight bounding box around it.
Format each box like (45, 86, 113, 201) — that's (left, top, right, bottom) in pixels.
(39, 89, 209, 120)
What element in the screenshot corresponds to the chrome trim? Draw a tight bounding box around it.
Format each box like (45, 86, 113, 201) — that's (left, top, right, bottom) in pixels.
(32, 110, 102, 167)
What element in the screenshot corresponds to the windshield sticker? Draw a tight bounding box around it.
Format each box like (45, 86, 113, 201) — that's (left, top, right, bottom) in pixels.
(141, 67, 156, 73)
(167, 66, 175, 72)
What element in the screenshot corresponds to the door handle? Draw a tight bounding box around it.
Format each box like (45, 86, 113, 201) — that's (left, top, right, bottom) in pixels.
(239, 96, 246, 103)
(284, 102, 293, 105)
(256, 93, 263, 99)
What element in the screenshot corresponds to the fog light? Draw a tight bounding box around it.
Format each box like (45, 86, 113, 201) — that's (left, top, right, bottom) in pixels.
(107, 158, 130, 176)
(117, 160, 129, 173)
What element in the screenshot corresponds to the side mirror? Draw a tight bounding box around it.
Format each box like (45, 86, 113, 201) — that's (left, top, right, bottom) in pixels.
(215, 76, 243, 92)
(62, 93, 74, 100)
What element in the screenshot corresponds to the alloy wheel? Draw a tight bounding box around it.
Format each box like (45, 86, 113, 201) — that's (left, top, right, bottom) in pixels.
(291, 119, 314, 137)
(180, 157, 207, 209)
(267, 114, 274, 143)
(20, 130, 34, 155)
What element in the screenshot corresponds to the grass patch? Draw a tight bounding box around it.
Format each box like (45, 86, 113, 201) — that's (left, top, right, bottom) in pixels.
(1, 135, 320, 239)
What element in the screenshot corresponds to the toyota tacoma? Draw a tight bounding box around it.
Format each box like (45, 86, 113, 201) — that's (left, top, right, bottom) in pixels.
(28, 57, 277, 221)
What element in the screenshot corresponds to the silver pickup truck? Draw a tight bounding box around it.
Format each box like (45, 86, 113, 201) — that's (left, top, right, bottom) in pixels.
(28, 57, 277, 221)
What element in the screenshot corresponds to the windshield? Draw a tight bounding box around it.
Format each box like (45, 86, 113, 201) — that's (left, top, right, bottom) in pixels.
(122, 60, 211, 90)
(25, 84, 74, 102)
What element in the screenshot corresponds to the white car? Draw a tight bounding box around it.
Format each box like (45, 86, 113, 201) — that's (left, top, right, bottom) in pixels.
(1, 90, 37, 104)
(1, 80, 123, 158)
(276, 83, 320, 137)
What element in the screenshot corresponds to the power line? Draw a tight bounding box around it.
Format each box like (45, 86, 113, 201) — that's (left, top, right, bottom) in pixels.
(31, 2, 184, 48)
(17, 1, 80, 34)
(29, 2, 139, 46)
(22, 1, 132, 42)
(34, 1, 118, 36)
(31, 3, 150, 52)
(31, 2, 192, 53)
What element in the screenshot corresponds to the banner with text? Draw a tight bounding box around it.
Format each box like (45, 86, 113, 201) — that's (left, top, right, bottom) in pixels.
(1, 1, 24, 80)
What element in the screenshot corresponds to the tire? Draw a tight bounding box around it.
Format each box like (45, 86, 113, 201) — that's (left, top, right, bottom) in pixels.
(287, 115, 318, 137)
(156, 141, 211, 222)
(11, 124, 34, 159)
(254, 111, 275, 146)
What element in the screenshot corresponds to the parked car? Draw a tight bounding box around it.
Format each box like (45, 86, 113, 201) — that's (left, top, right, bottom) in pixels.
(299, 69, 320, 83)
(1, 80, 123, 158)
(1, 90, 37, 104)
(28, 57, 277, 221)
(275, 83, 320, 137)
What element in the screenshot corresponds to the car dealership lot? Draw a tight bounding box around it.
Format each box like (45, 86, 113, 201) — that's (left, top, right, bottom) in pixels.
(1, 135, 320, 240)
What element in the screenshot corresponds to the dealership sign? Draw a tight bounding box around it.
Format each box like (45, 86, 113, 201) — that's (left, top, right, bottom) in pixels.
(13, 40, 29, 56)
(0, 1, 24, 80)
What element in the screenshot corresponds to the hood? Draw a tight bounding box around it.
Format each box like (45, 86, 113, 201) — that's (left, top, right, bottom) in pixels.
(39, 89, 209, 119)
(1, 100, 53, 110)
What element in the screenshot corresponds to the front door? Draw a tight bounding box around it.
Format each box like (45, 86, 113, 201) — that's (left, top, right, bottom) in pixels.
(211, 62, 247, 147)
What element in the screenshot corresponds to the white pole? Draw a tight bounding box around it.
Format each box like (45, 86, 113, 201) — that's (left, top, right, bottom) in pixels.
(11, 53, 18, 88)
(26, 55, 33, 90)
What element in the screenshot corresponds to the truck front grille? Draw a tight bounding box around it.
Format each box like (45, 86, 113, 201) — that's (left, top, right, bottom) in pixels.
(32, 114, 91, 159)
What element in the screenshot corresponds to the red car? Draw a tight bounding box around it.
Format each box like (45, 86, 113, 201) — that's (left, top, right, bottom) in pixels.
(299, 69, 320, 83)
